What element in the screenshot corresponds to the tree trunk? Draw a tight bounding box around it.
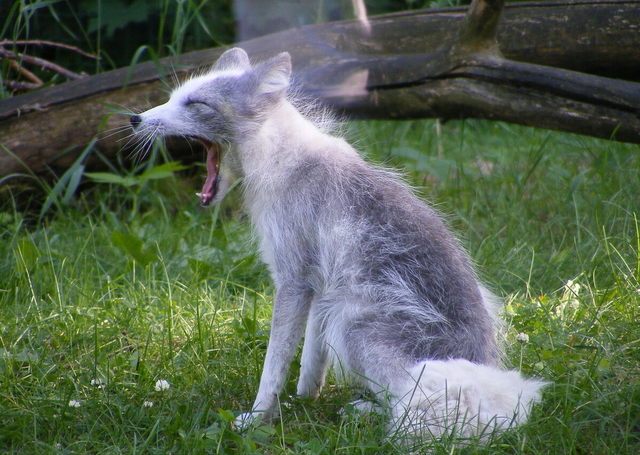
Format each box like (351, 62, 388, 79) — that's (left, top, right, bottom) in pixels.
(1, 0, 639, 183)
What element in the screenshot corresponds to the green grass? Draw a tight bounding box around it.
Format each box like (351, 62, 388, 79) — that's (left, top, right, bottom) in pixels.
(1, 119, 639, 454)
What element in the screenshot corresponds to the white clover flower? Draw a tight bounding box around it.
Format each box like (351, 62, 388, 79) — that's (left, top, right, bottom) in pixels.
(564, 278, 582, 296)
(143, 400, 154, 408)
(155, 379, 170, 392)
(515, 332, 530, 344)
(90, 378, 103, 387)
(68, 399, 81, 408)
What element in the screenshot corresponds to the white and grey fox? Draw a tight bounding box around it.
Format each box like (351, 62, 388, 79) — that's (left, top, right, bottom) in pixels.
(130, 48, 546, 440)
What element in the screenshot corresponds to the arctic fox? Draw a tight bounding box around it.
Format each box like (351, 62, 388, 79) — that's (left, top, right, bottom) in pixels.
(130, 48, 546, 440)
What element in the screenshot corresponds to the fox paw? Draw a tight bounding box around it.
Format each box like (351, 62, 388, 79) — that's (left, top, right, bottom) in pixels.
(234, 411, 261, 431)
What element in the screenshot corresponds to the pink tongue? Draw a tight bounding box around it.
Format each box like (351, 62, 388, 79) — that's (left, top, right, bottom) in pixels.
(199, 142, 219, 206)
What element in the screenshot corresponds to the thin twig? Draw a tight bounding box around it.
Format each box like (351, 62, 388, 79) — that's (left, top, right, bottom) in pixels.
(0, 39, 100, 60)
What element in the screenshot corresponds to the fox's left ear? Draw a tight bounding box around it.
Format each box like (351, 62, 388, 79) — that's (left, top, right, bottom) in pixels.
(214, 47, 251, 72)
(252, 52, 291, 100)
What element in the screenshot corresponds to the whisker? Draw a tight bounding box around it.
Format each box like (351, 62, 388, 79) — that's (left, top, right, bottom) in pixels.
(128, 124, 163, 162)
(98, 125, 133, 141)
(169, 63, 181, 90)
(128, 134, 152, 160)
(119, 133, 145, 154)
(105, 103, 138, 116)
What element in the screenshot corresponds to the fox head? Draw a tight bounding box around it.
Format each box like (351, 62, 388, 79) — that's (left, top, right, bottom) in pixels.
(130, 48, 292, 206)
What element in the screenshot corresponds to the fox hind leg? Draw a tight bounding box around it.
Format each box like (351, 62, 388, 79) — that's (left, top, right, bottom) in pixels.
(297, 307, 330, 399)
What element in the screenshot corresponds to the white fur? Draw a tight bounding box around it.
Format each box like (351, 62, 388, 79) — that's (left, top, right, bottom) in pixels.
(390, 359, 547, 439)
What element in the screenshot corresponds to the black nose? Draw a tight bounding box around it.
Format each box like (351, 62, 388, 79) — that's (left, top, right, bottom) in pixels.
(130, 115, 142, 129)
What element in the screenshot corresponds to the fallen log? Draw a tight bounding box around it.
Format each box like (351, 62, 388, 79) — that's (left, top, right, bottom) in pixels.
(1, 0, 639, 183)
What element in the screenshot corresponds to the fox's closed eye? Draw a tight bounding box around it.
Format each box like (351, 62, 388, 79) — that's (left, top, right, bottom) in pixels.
(186, 100, 210, 108)
(185, 100, 221, 117)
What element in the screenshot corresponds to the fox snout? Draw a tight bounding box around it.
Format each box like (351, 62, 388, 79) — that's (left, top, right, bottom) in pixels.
(130, 115, 142, 130)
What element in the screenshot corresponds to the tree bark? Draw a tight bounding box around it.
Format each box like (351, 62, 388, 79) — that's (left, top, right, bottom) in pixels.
(1, 0, 639, 183)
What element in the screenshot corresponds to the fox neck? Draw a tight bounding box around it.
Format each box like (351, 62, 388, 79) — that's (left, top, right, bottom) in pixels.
(234, 101, 330, 230)
(237, 101, 324, 190)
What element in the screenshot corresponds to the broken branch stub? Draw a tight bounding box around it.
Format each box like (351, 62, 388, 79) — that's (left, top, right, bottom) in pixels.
(448, 0, 505, 61)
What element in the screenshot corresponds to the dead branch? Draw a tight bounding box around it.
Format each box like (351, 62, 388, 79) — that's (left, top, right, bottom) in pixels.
(0, 48, 86, 80)
(343, 0, 640, 144)
(0, 0, 639, 184)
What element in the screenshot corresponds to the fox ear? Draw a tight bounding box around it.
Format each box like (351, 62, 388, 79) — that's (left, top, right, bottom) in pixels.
(254, 52, 291, 97)
(213, 48, 251, 72)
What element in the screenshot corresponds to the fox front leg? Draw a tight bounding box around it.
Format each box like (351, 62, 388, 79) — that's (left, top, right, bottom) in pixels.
(235, 285, 313, 430)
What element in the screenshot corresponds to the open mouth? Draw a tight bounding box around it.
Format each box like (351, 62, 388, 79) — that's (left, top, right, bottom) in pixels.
(195, 139, 220, 207)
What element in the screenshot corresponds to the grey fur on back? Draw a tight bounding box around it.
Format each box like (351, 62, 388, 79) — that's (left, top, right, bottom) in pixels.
(263, 151, 498, 367)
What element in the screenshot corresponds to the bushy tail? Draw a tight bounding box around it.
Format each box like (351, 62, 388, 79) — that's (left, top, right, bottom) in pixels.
(389, 359, 546, 440)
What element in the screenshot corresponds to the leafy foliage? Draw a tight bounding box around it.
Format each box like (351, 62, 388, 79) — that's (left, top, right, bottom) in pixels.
(0, 0, 235, 87)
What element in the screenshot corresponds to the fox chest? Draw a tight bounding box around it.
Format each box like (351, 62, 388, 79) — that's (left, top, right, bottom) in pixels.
(250, 203, 324, 283)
